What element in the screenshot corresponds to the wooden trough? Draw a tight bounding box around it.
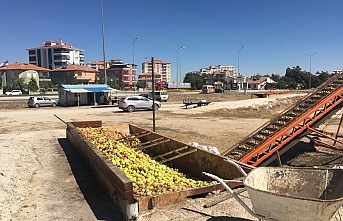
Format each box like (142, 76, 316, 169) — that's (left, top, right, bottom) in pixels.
(66, 120, 254, 220)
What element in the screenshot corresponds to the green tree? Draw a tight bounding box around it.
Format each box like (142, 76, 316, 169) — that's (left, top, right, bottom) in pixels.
(137, 81, 146, 89)
(48, 81, 55, 89)
(107, 77, 119, 89)
(119, 82, 127, 90)
(276, 76, 298, 89)
(270, 73, 281, 82)
(183, 71, 204, 90)
(27, 77, 39, 92)
(316, 71, 330, 83)
(285, 66, 309, 89)
(5, 77, 26, 91)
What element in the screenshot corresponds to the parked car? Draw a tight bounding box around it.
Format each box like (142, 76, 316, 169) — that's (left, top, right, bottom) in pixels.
(5, 90, 22, 96)
(28, 96, 58, 108)
(139, 93, 149, 99)
(118, 96, 161, 112)
(148, 90, 169, 102)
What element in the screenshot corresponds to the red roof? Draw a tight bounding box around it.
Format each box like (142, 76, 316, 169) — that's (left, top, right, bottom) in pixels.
(52, 64, 99, 72)
(248, 76, 268, 84)
(0, 62, 50, 71)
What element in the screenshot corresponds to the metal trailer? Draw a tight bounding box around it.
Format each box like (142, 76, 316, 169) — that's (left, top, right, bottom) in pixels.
(204, 159, 343, 221)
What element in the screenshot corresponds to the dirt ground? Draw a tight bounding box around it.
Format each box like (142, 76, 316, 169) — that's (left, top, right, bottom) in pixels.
(1, 91, 343, 221)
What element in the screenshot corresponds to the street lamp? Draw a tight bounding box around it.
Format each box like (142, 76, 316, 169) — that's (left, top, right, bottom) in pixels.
(238, 46, 244, 76)
(306, 52, 317, 89)
(100, 0, 107, 85)
(170, 45, 185, 90)
(133, 37, 138, 94)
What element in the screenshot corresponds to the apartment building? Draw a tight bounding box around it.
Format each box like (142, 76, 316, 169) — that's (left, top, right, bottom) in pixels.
(27, 40, 84, 70)
(200, 64, 238, 76)
(86, 60, 109, 71)
(139, 59, 171, 84)
(50, 63, 98, 85)
(98, 59, 136, 87)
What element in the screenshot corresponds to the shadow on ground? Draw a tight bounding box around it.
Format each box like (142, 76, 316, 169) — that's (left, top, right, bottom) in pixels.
(182, 208, 254, 221)
(58, 138, 123, 221)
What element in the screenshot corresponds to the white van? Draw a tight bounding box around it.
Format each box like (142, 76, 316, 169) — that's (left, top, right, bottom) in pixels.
(148, 90, 169, 102)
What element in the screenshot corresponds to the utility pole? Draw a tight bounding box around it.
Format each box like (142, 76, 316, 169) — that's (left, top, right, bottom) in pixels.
(133, 37, 138, 94)
(100, 0, 107, 84)
(170, 45, 185, 90)
(306, 52, 317, 89)
(151, 57, 156, 132)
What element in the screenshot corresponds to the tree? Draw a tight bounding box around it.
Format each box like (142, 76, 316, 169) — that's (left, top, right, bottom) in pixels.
(270, 73, 281, 82)
(119, 82, 127, 90)
(4, 77, 26, 91)
(183, 71, 204, 90)
(136, 81, 146, 89)
(27, 77, 39, 92)
(316, 71, 330, 83)
(47, 81, 55, 89)
(276, 76, 298, 89)
(107, 77, 119, 89)
(285, 66, 309, 89)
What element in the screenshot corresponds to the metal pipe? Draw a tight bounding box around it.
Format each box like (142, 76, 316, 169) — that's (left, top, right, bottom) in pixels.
(223, 158, 248, 176)
(202, 172, 266, 220)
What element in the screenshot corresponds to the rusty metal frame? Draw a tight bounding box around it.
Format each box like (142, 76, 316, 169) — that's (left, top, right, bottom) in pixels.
(307, 127, 343, 147)
(306, 110, 343, 151)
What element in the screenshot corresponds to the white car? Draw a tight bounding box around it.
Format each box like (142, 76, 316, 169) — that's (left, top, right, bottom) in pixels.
(148, 90, 169, 102)
(118, 96, 161, 112)
(5, 90, 22, 95)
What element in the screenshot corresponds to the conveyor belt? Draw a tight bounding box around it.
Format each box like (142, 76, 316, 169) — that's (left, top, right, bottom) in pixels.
(222, 71, 343, 166)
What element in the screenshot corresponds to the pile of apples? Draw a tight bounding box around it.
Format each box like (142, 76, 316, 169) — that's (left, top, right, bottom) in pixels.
(78, 127, 216, 196)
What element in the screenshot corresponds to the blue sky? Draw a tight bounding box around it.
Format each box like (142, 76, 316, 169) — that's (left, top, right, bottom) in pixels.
(1, 0, 342, 82)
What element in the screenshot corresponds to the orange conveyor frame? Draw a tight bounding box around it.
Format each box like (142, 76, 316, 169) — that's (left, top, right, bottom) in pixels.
(223, 71, 343, 167)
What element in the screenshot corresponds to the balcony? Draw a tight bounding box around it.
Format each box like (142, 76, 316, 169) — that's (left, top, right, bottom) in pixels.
(75, 76, 92, 81)
(29, 50, 36, 55)
(53, 56, 70, 62)
(39, 78, 51, 82)
(53, 48, 70, 54)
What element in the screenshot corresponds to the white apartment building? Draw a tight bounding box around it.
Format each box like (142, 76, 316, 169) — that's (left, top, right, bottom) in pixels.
(200, 64, 238, 76)
(141, 59, 171, 83)
(27, 40, 84, 70)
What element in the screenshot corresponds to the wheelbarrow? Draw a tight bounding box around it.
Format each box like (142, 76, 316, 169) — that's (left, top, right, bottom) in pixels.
(203, 159, 343, 221)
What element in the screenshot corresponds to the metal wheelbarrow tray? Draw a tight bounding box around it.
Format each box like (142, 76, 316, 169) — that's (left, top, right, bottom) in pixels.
(204, 161, 343, 221)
